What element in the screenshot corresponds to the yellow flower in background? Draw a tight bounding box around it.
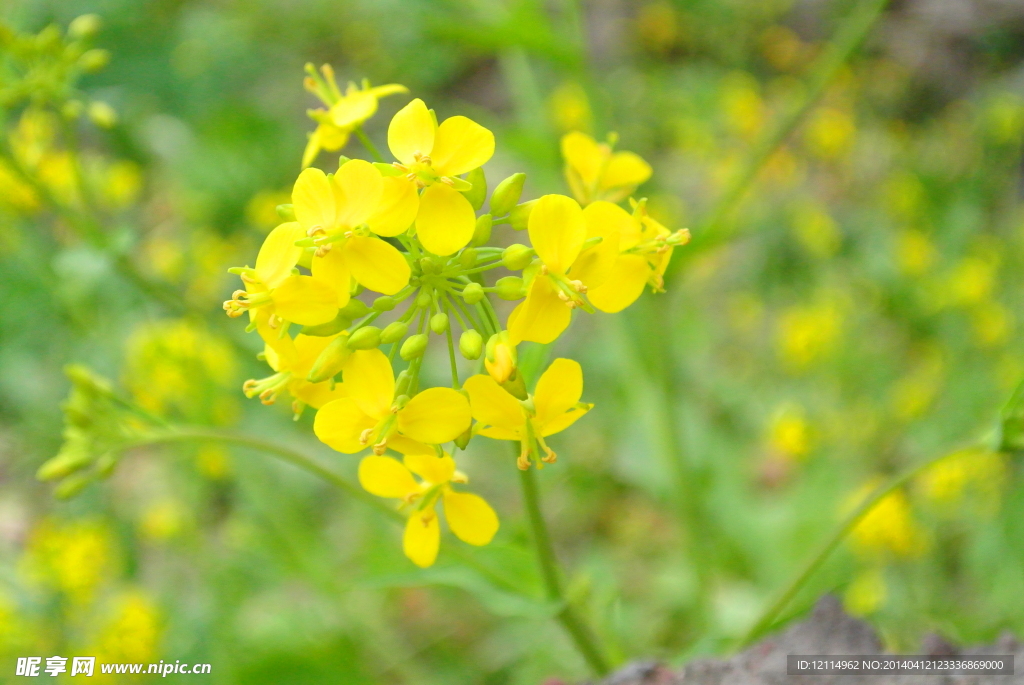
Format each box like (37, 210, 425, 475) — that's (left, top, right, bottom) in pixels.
(93, 590, 162, 667)
(561, 131, 651, 206)
(767, 404, 813, 461)
(720, 72, 764, 141)
(387, 97, 494, 255)
(302, 66, 407, 168)
(844, 568, 886, 616)
(971, 301, 1013, 348)
(246, 188, 292, 231)
(947, 256, 996, 307)
(777, 301, 842, 369)
(139, 500, 188, 541)
(896, 229, 936, 277)
(0, 161, 40, 212)
(549, 81, 592, 133)
(314, 348, 471, 455)
(21, 518, 114, 604)
(293, 159, 415, 304)
(359, 452, 498, 567)
(889, 350, 944, 422)
(804, 106, 856, 160)
(465, 358, 592, 469)
(921, 447, 1007, 512)
(791, 200, 841, 259)
(223, 221, 339, 339)
(244, 332, 348, 412)
(847, 484, 927, 559)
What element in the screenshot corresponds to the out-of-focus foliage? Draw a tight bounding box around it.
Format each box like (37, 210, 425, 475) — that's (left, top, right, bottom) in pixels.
(2, 0, 1024, 683)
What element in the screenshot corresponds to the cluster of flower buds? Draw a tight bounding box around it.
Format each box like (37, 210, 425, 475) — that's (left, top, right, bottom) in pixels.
(223, 65, 688, 566)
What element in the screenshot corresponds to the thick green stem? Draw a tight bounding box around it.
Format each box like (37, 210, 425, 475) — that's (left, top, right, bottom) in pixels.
(738, 448, 960, 647)
(518, 464, 610, 676)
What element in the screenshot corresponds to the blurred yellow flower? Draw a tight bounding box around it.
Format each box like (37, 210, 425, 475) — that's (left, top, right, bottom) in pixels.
(767, 404, 813, 461)
(896, 229, 936, 277)
(549, 81, 592, 133)
(314, 349, 471, 455)
(561, 131, 652, 206)
(245, 188, 292, 231)
(847, 484, 927, 559)
(721, 72, 764, 141)
(359, 452, 498, 567)
(920, 447, 1006, 512)
(947, 256, 996, 307)
(804, 106, 856, 160)
(889, 348, 944, 422)
(776, 302, 842, 369)
(93, 590, 162, 667)
(884, 172, 926, 222)
(844, 568, 886, 616)
(388, 97, 494, 255)
(971, 301, 1013, 348)
(139, 500, 188, 541)
(465, 358, 592, 469)
(99, 159, 141, 209)
(791, 200, 841, 259)
(21, 518, 114, 604)
(760, 25, 805, 72)
(636, 2, 682, 55)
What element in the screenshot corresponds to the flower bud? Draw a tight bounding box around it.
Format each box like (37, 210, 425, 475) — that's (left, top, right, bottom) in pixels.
(380, 320, 408, 344)
(87, 101, 117, 129)
(471, 214, 492, 246)
(78, 48, 111, 73)
(415, 289, 432, 308)
(495, 276, 525, 300)
(502, 244, 533, 271)
(340, 298, 369, 319)
(373, 295, 396, 311)
(419, 256, 440, 275)
(69, 14, 102, 39)
(37, 445, 92, 481)
(462, 282, 484, 305)
(508, 199, 536, 231)
(459, 247, 477, 270)
(55, 473, 93, 500)
(459, 330, 483, 360)
(308, 334, 351, 383)
(490, 173, 526, 216)
(347, 326, 381, 350)
(276, 204, 296, 221)
(463, 167, 487, 211)
(401, 333, 429, 360)
(430, 312, 449, 334)
(485, 332, 518, 385)
(454, 426, 473, 451)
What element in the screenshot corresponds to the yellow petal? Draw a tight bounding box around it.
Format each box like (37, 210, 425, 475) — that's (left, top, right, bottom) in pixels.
(415, 183, 476, 256)
(255, 222, 305, 286)
(533, 358, 583, 428)
(330, 91, 377, 128)
(367, 177, 419, 237)
(293, 379, 348, 410)
(313, 397, 376, 453)
(343, 235, 411, 295)
(342, 348, 394, 419)
(587, 254, 650, 313)
(528, 194, 586, 274)
(478, 425, 522, 440)
(334, 159, 384, 227)
(570, 201, 627, 287)
(388, 98, 435, 166)
(430, 116, 495, 177)
(310, 246, 352, 309)
(600, 151, 652, 191)
(397, 387, 472, 445)
(443, 490, 498, 546)
(404, 452, 456, 485)
(404, 509, 440, 567)
(560, 131, 604, 187)
(291, 334, 340, 377)
(368, 83, 408, 99)
(388, 435, 436, 456)
(507, 277, 572, 346)
(293, 167, 337, 232)
(358, 455, 419, 498)
(272, 275, 339, 326)
(539, 404, 591, 437)
(463, 375, 524, 436)
(255, 309, 294, 360)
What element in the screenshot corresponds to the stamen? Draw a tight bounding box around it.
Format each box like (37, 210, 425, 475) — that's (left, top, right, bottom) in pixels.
(359, 428, 374, 445)
(372, 439, 388, 455)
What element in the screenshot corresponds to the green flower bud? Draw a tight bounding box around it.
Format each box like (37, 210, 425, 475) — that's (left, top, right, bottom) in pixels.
(471, 214, 492, 247)
(87, 101, 117, 129)
(301, 311, 351, 336)
(69, 14, 102, 39)
(401, 333, 429, 360)
(373, 295, 396, 311)
(61, 100, 84, 120)
(430, 312, 449, 334)
(276, 204, 296, 221)
(347, 326, 382, 350)
(454, 426, 473, 450)
(462, 282, 484, 305)
(55, 473, 93, 500)
(460, 247, 478, 270)
(459, 330, 483, 360)
(78, 48, 111, 73)
(380, 321, 409, 344)
(490, 173, 526, 216)
(419, 256, 440, 275)
(495, 276, 525, 300)
(502, 244, 533, 271)
(340, 298, 370, 319)
(37, 445, 92, 481)
(463, 167, 487, 211)
(509, 199, 536, 231)
(308, 334, 351, 383)
(415, 289, 433, 308)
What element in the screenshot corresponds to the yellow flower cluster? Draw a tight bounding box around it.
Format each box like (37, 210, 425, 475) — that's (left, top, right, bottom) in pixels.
(223, 65, 687, 566)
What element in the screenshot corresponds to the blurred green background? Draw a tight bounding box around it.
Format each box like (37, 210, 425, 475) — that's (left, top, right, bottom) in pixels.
(3, 0, 1024, 682)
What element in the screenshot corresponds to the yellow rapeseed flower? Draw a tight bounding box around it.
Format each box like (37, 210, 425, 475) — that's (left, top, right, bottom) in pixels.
(314, 349, 471, 455)
(561, 131, 651, 206)
(847, 484, 927, 559)
(359, 452, 498, 567)
(244, 332, 348, 413)
(93, 590, 162, 666)
(920, 447, 1006, 511)
(464, 358, 592, 469)
(387, 98, 494, 255)
(293, 159, 415, 305)
(21, 518, 114, 604)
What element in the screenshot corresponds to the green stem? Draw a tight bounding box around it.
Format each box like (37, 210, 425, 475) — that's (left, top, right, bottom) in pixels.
(738, 448, 956, 647)
(518, 463, 610, 676)
(683, 0, 889, 260)
(354, 127, 385, 163)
